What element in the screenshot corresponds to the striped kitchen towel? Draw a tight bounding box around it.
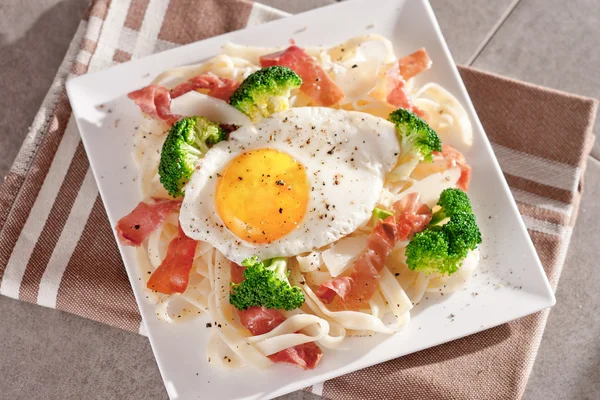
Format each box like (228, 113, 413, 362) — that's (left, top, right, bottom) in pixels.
(0, 0, 596, 399)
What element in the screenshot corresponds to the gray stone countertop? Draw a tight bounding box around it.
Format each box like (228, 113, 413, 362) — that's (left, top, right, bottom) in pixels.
(0, 1, 598, 399)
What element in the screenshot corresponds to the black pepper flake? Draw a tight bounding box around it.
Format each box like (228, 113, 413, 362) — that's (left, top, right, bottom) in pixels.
(395, 273, 400, 276)
(275, 180, 285, 186)
(238, 176, 243, 181)
(352, 64, 358, 68)
(206, 323, 212, 328)
(134, 224, 140, 230)
(279, 208, 283, 213)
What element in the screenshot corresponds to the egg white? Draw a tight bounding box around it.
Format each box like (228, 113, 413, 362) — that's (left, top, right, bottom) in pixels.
(180, 107, 399, 264)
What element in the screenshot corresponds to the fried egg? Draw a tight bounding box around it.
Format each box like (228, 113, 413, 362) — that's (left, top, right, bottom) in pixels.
(180, 107, 399, 263)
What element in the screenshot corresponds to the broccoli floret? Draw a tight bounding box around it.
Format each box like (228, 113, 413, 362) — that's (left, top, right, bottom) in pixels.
(405, 191, 481, 276)
(388, 108, 441, 163)
(229, 66, 302, 122)
(158, 116, 226, 197)
(229, 256, 305, 311)
(373, 207, 394, 220)
(429, 188, 473, 225)
(405, 230, 461, 275)
(442, 212, 482, 259)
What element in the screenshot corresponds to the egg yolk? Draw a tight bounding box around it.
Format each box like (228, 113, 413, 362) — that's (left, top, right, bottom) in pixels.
(216, 148, 309, 244)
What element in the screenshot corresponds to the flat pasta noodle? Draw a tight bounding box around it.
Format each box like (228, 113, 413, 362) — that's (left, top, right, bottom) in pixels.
(206, 330, 246, 369)
(207, 292, 273, 370)
(291, 269, 401, 335)
(378, 267, 413, 320)
(284, 309, 348, 350)
(368, 290, 386, 320)
(245, 313, 330, 356)
(412, 82, 473, 147)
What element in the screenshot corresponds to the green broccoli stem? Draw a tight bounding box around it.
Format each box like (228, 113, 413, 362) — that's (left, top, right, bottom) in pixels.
(264, 258, 290, 284)
(180, 142, 203, 158)
(193, 126, 211, 154)
(429, 210, 448, 226)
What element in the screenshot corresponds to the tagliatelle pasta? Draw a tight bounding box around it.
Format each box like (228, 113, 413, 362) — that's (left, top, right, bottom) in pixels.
(120, 35, 481, 371)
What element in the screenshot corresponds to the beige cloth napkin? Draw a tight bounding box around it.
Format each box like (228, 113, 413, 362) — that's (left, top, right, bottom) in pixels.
(0, 0, 597, 399)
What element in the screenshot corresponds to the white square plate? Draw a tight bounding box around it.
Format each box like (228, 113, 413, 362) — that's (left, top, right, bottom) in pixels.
(66, 0, 555, 398)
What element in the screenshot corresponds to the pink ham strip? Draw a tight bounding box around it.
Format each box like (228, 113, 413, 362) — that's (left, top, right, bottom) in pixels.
(115, 199, 181, 247)
(260, 46, 344, 106)
(146, 224, 197, 295)
(128, 84, 179, 125)
(267, 340, 322, 369)
(400, 48, 432, 80)
(386, 48, 433, 119)
(127, 75, 239, 124)
(237, 305, 286, 336)
(170, 75, 239, 101)
(231, 263, 323, 370)
(435, 144, 472, 191)
(315, 276, 353, 304)
(316, 193, 431, 308)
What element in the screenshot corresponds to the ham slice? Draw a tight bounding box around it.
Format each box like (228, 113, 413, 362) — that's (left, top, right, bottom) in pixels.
(315, 276, 353, 304)
(115, 199, 181, 246)
(386, 66, 426, 118)
(260, 46, 344, 106)
(439, 144, 471, 191)
(237, 306, 287, 336)
(146, 224, 197, 294)
(128, 75, 239, 124)
(128, 84, 179, 125)
(319, 193, 431, 309)
(386, 48, 432, 119)
(399, 48, 432, 80)
(267, 341, 322, 370)
(231, 264, 323, 369)
(170, 75, 239, 101)
(230, 263, 246, 285)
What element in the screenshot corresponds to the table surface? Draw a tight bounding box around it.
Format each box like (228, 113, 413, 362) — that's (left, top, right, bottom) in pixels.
(0, 1, 598, 399)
